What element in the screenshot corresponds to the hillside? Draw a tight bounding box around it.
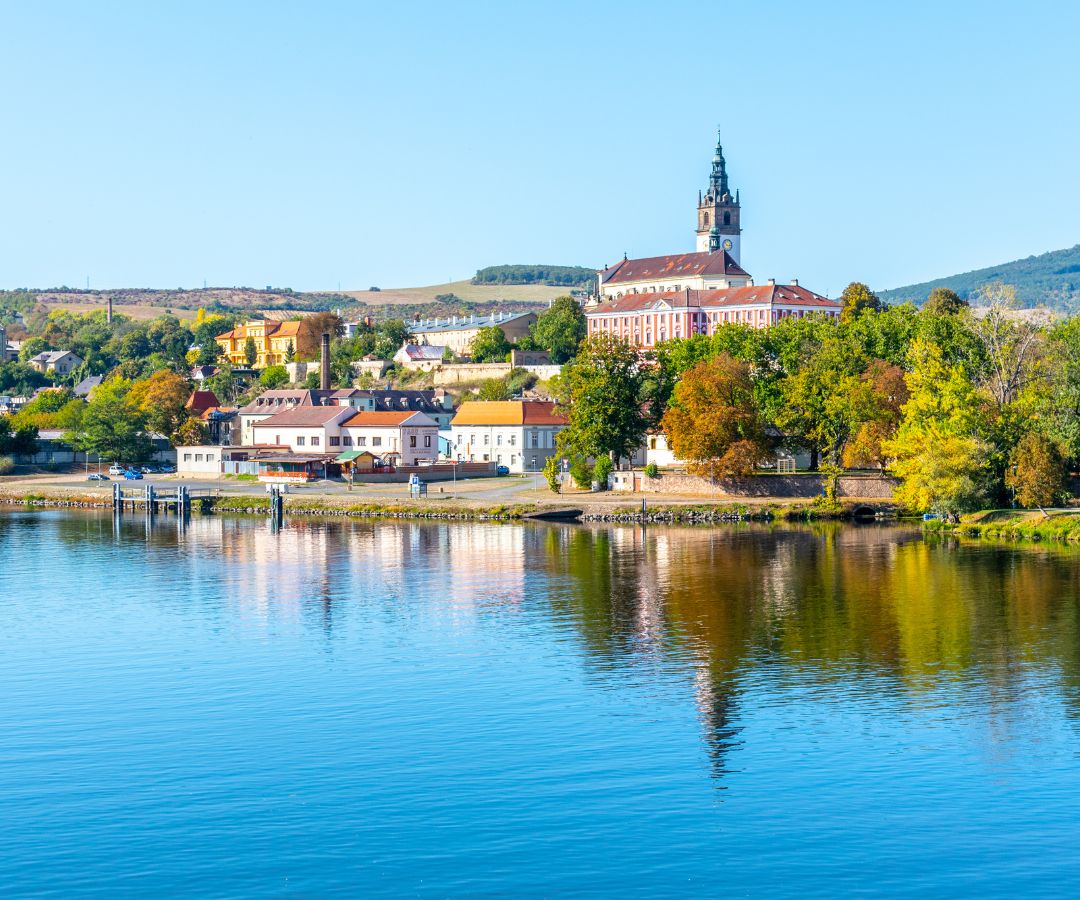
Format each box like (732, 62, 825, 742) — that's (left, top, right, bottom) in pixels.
(2, 278, 572, 326)
(880, 244, 1080, 311)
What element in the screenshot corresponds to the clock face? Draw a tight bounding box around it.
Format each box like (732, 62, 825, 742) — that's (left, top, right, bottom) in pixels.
(722, 239, 733, 251)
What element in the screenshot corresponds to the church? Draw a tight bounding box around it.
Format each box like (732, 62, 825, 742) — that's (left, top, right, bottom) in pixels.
(586, 132, 840, 347)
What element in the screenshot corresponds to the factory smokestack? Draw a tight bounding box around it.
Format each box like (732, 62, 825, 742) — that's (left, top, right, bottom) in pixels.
(320, 333, 331, 391)
(106, 295, 113, 325)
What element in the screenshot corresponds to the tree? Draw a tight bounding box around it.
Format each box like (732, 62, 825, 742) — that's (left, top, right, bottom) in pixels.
(260, 365, 290, 390)
(442, 346, 455, 363)
(660, 354, 767, 479)
(128, 369, 192, 437)
(244, 336, 258, 367)
(923, 287, 968, 316)
(69, 380, 153, 464)
(18, 336, 48, 362)
(839, 282, 882, 324)
(970, 283, 1043, 410)
(476, 378, 511, 401)
(543, 454, 561, 493)
(839, 361, 909, 469)
(885, 340, 994, 518)
(1006, 432, 1066, 513)
(529, 296, 587, 363)
(284, 341, 295, 364)
(554, 334, 647, 464)
(469, 326, 512, 363)
(172, 416, 210, 447)
(0, 417, 38, 456)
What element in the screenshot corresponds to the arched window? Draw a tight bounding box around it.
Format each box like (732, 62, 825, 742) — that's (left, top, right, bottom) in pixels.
(723, 212, 731, 226)
(703, 212, 710, 228)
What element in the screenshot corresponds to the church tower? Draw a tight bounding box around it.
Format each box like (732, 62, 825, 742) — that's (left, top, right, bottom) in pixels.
(696, 130, 741, 261)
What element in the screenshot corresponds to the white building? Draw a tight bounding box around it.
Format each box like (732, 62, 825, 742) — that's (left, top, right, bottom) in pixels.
(340, 411, 439, 466)
(28, 350, 83, 375)
(408, 311, 537, 356)
(450, 400, 567, 474)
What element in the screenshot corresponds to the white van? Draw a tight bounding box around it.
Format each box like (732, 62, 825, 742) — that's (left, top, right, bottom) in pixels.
(108, 464, 125, 476)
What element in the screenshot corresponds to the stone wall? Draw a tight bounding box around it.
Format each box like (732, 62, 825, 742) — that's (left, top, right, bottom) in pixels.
(627, 471, 898, 499)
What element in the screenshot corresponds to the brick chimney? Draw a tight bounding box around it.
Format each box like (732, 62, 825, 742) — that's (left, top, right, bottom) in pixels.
(320, 333, 331, 391)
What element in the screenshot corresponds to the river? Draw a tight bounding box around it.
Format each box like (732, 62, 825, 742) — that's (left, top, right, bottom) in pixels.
(2, 510, 1078, 896)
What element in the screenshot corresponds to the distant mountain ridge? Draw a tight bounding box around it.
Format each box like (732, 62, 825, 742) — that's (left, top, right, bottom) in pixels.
(880, 244, 1080, 312)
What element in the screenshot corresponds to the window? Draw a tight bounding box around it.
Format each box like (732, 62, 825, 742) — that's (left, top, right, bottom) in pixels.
(343, 436, 352, 446)
(456, 433, 462, 445)
(483, 434, 489, 446)
(311, 436, 320, 446)
(275, 435, 280, 445)
(724, 212, 731, 225)
(409, 436, 416, 447)
(357, 436, 366, 446)
(195, 453, 203, 462)
(531, 431, 539, 448)
(373, 437, 382, 447)
(296, 436, 306, 446)
(208, 454, 216, 462)
(649, 437, 657, 450)
(510, 455, 516, 466)
(183, 453, 192, 462)
(497, 434, 503, 446)
(424, 435, 431, 447)
(509, 435, 516, 446)
(330, 436, 340, 447)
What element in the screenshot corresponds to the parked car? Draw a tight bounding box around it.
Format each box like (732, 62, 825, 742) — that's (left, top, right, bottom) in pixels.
(496, 465, 510, 476)
(123, 469, 143, 480)
(108, 464, 125, 476)
(86, 473, 110, 481)
(158, 464, 176, 473)
(140, 465, 159, 474)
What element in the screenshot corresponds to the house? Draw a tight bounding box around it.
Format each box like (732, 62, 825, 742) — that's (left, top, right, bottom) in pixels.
(185, 390, 222, 418)
(339, 410, 439, 466)
(393, 343, 449, 371)
(190, 365, 220, 382)
(72, 375, 103, 398)
(250, 405, 356, 454)
(214, 319, 318, 368)
(450, 400, 567, 474)
(237, 387, 456, 444)
(28, 350, 83, 375)
(408, 311, 537, 355)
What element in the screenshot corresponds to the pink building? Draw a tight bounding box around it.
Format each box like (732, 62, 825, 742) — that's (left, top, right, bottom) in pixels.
(585, 283, 841, 350)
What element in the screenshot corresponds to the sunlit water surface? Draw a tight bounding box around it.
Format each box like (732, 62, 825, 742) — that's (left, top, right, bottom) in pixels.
(2, 510, 1079, 896)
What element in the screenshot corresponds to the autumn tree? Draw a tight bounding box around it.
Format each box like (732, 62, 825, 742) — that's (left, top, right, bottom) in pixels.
(885, 340, 994, 519)
(128, 369, 192, 437)
(660, 354, 767, 478)
(554, 334, 647, 464)
(839, 282, 882, 324)
(970, 283, 1043, 411)
(172, 416, 210, 447)
(1006, 432, 1066, 513)
(840, 361, 909, 469)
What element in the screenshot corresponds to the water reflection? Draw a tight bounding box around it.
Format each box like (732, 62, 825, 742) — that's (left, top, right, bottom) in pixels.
(12, 511, 1080, 780)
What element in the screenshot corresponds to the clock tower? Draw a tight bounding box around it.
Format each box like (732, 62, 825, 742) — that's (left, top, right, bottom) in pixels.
(696, 130, 741, 261)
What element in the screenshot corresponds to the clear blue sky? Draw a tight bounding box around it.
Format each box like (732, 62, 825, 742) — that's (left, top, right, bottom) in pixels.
(2, 1, 1077, 297)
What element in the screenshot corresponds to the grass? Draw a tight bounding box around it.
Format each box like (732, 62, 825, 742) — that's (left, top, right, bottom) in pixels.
(336, 279, 570, 306)
(949, 508, 1080, 542)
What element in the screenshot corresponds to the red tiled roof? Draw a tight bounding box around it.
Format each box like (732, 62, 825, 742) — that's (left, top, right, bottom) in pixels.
(587, 284, 839, 315)
(600, 250, 749, 285)
(185, 390, 221, 412)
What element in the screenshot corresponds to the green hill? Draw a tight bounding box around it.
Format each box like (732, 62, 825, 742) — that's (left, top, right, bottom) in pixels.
(880, 244, 1080, 312)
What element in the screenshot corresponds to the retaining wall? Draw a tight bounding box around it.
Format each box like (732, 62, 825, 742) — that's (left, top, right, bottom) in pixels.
(629, 472, 898, 499)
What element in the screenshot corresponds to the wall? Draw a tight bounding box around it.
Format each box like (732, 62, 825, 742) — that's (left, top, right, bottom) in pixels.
(624, 472, 899, 499)
(432, 362, 562, 385)
(176, 446, 226, 475)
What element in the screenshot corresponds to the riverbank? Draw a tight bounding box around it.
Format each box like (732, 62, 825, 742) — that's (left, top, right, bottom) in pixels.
(0, 483, 886, 525)
(935, 509, 1080, 542)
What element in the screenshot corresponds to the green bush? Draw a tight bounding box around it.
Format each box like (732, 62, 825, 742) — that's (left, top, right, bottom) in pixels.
(570, 457, 593, 490)
(593, 455, 613, 487)
(644, 462, 659, 478)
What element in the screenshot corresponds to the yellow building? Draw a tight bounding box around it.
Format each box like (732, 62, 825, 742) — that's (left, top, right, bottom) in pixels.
(215, 320, 317, 369)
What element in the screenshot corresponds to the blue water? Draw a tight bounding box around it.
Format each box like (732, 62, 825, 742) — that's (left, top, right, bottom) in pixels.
(1, 510, 1079, 896)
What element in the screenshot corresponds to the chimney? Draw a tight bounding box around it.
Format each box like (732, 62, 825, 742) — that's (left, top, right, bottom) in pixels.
(767, 278, 776, 286)
(791, 278, 799, 286)
(106, 295, 113, 324)
(320, 333, 331, 391)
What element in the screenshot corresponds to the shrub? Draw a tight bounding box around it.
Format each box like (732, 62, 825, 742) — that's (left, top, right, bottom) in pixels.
(570, 457, 593, 490)
(0, 455, 13, 475)
(644, 462, 659, 478)
(593, 455, 613, 487)
(543, 455, 561, 493)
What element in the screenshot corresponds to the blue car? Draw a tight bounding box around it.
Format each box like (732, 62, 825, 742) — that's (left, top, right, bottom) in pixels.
(123, 469, 144, 480)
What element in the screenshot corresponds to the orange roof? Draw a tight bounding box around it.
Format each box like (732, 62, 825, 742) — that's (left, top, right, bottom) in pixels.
(342, 411, 421, 427)
(451, 401, 566, 427)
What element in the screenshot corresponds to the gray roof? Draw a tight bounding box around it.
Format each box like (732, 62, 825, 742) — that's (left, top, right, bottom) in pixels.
(73, 375, 103, 397)
(408, 311, 535, 334)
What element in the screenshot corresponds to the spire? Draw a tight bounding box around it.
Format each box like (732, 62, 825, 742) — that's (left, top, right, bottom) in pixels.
(709, 127, 729, 199)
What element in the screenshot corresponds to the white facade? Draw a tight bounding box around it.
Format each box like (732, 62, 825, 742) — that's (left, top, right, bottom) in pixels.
(176, 446, 226, 476)
(340, 416, 439, 466)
